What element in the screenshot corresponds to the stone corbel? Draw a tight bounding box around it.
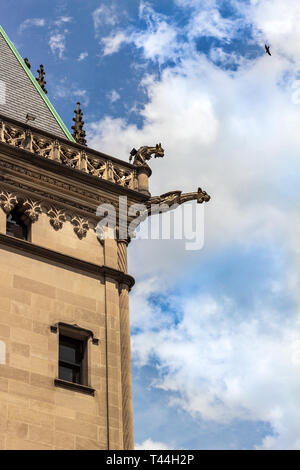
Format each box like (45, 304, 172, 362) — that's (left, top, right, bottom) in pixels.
(47, 207, 67, 230)
(22, 199, 42, 222)
(71, 215, 89, 239)
(0, 190, 18, 214)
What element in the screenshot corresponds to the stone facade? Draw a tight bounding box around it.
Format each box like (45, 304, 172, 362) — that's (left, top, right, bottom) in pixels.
(0, 119, 143, 450)
(0, 24, 210, 451)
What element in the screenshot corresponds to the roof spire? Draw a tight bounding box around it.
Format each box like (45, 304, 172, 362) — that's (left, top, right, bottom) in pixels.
(71, 102, 87, 146)
(24, 57, 31, 69)
(36, 64, 47, 94)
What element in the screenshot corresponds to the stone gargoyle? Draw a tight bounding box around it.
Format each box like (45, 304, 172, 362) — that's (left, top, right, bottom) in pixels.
(129, 143, 164, 166)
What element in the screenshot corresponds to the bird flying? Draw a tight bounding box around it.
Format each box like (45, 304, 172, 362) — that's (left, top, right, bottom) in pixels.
(265, 44, 271, 56)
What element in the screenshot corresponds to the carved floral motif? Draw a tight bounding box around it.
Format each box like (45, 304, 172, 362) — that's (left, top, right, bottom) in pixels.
(22, 199, 42, 222)
(0, 190, 18, 214)
(47, 207, 66, 230)
(0, 119, 137, 189)
(71, 216, 89, 239)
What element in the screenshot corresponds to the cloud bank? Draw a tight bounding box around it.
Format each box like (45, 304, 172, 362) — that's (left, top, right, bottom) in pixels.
(87, 0, 300, 449)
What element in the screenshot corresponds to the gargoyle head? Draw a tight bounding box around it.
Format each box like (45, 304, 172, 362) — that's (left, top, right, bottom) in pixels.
(154, 143, 164, 159)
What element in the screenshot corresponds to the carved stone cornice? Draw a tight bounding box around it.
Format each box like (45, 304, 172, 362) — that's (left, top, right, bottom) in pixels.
(0, 115, 141, 192)
(0, 186, 95, 237)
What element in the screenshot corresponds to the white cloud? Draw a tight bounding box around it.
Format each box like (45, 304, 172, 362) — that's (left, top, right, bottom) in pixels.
(188, 8, 238, 42)
(135, 439, 172, 450)
(48, 16, 73, 59)
(93, 5, 118, 33)
(54, 78, 89, 106)
(49, 33, 66, 59)
(247, 0, 300, 60)
(102, 31, 129, 56)
(78, 52, 88, 62)
(87, 0, 300, 449)
(54, 16, 73, 27)
(107, 89, 120, 103)
(19, 18, 45, 34)
(131, 291, 300, 449)
(100, 3, 182, 64)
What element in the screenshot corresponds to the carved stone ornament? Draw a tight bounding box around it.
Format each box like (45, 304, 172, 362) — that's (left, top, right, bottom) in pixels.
(146, 187, 211, 215)
(0, 190, 18, 214)
(129, 143, 164, 166)
(22, 199, 42, 222)
(48, 207, 67, 230)
(0, 118, 137, 190)
(36, 64, 47, 94)
(71, 216, 89, 239)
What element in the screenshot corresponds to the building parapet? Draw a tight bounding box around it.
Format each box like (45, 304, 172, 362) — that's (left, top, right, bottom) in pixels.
(0, 115, 139, 191)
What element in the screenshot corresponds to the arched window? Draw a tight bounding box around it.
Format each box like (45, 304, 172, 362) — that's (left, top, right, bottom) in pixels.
(6, 205, 30, 241)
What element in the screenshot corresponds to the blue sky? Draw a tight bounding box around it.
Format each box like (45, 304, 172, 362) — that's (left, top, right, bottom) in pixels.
(2, 0, 300, 450)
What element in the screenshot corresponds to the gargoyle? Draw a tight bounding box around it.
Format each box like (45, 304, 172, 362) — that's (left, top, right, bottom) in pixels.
(129, 143, 164, 166)
(146, 187, 210, 215)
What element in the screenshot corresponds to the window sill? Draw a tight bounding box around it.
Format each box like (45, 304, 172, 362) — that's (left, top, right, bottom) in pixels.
(54, 378, 95, 396)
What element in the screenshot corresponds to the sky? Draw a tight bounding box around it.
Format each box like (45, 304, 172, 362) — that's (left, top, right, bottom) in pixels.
(2, 0, 300, 450)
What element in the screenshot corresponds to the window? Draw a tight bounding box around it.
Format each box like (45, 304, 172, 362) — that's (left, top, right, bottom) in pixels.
(6, 205, 30, 241)
(52, 323, 97, 396)
(59, 335, 85, 385)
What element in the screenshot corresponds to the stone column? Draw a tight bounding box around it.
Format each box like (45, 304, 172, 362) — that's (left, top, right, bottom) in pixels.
(137, 166, 152, 196)
(118, 240, 134, 449)
(103, 227, 124, 449)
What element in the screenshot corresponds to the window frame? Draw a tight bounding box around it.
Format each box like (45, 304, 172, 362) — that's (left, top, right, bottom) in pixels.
(52, 323, 97, 396)
(59, 334, 85, 385)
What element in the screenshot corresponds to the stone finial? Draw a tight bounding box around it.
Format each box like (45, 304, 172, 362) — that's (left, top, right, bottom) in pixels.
(71, 102, 87, 146)
(36, 65, 47, 94)
(24, 58, 31, 69)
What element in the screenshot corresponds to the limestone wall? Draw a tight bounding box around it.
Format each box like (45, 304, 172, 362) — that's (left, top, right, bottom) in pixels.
(0, 246, 124, 450)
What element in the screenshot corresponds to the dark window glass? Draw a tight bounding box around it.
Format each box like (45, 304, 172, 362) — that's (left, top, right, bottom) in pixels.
(59, 335, 84, 384)
(6, 207, 28, 240)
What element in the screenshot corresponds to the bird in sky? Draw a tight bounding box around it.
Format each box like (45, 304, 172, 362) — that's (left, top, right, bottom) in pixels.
(265, 44, 271, 56)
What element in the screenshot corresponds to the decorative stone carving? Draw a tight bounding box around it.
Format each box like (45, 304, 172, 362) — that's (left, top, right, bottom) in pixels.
(48, 207, 66, 230)
(72, 102, 87, 146)
(22, 199, 42, 222)
(0, 118, 138, 190)
(129, 143, 164, 166)
(71, 216, 89, 239)
(36, 64, 47, 94)
(146, 187, 210, 214)
(51, 140, 61, 162)
(24, 57, 31, 69)
(0, 190, 18, 214)
(21, 129, 33, 151)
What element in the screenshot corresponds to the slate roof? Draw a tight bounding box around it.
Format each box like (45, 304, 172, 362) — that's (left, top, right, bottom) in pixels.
(0, 25, 74, 141)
